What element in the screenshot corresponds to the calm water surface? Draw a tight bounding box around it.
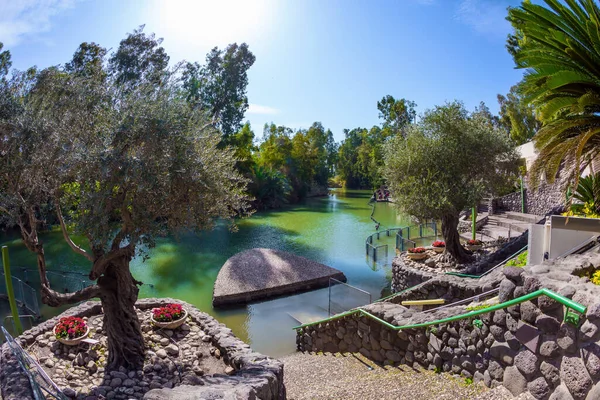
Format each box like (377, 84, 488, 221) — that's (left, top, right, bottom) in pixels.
(0, 189, 413, 356)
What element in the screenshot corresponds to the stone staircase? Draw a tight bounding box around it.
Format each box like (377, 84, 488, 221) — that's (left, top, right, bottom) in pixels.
(461, 211, 545, 241)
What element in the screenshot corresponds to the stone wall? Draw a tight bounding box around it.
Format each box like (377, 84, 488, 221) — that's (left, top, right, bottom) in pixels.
(296, 251, 600, 399)
(495, 182, 565, 216)
(0, 298, 285, 400)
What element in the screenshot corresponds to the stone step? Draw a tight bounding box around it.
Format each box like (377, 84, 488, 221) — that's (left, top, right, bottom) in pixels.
(498, 211, 545, 224)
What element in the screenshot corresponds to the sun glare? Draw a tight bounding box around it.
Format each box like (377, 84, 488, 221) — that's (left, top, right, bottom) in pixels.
(156, 0, 274, 49)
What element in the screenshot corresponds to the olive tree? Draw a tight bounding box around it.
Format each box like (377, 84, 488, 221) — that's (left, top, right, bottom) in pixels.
(383, 102, 519, 262)
(0, 35, 251, 368)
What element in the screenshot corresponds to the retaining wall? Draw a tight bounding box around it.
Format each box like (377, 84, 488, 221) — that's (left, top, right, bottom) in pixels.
(0, 298, 285, 400)
(495, 182, 564, 216)
(296, 252, 600, 399)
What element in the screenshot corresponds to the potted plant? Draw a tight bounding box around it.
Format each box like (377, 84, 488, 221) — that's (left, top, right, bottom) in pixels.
(406, 247, 428, 260)
(53, 316, 89, 346)
(431, 240, 445, 253)
(465, 239, 483, 251)
(151, 303, 188, 329)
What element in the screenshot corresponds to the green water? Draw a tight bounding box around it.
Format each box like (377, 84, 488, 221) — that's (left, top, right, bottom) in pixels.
(1, 189, 413, 356)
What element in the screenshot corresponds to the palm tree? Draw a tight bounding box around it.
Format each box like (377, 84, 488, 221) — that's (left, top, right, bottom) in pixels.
(508, 0, 600, 188)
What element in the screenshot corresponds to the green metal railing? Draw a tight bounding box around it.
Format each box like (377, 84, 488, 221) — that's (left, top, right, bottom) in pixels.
(293, 288, 586, 331)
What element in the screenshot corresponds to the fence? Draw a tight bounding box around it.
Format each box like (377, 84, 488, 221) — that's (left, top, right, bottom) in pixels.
(1, 326, 67, 399)
(328, 278, 372, 316)
(0, 272, 40, 317)
(366, 220, 440, 260)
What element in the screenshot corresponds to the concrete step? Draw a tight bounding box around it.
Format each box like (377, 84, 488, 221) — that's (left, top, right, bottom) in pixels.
(498, 211, 545, 224)
(488, 216, 529, 233)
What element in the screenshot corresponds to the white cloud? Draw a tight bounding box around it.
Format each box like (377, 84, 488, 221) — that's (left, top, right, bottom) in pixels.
(0, 0, 76, 47)
(455, 0, 512, 38)
(414, 0, 437, 5)
(247, 103, 279, 115)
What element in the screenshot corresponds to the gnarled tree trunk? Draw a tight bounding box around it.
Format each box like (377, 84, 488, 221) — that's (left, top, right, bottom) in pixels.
(441, 213, 472, 263)
(97, 257, 145, 370)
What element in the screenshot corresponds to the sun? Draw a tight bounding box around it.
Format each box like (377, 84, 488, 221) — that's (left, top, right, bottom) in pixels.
(154, 0, 276, 49)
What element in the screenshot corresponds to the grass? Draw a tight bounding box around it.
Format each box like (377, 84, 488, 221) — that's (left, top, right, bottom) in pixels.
(505, 251, 528, 267)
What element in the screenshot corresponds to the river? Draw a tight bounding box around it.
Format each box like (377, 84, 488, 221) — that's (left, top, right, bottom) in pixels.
(0, 189, 415, 356)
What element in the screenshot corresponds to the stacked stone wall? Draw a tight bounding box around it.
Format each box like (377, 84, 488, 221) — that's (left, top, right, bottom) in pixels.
(0, 298, 285, 400)
(495, 182, 565, 216)
(297, 252, 600, 399)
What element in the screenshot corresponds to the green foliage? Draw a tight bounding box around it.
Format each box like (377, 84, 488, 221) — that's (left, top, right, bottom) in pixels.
(591, 270, 600, 286)
(0, 42, 11, 82)
(248, 165, 291, 210)
(464, 377, 474, 385)
(497, 85, 540, 145)
(507, 0, 600, 188)
(434, 366, 442, 374)
(466, 304, 492, 312)
(377, 95, 417, 137)
(383, 101, 519, 260)
(505, 251, 528, 267)
(566, 172, 600, 218)
(337, 126, 386, 189)
(182, 43, 255, 137)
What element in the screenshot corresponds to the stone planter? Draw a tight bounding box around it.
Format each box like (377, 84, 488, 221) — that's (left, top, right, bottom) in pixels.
(406, 253, 428, 261)
(151, 309, 188, 329)
(431, 247, 445, 254)
(466, 244, 482, 251)
(53, 325, 89, 346)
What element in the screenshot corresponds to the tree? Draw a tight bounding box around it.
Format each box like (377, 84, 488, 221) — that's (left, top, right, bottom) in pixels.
(0, 42, 11, 82)
(229, 122, 257, 174)
(508, 0, 600, 187)
(182, 43, 255, 137)
(377, 95, 417, 137)
(497, 85, 540, 145)
(383, 102, 518, 262)
(0, 34, 251, 369)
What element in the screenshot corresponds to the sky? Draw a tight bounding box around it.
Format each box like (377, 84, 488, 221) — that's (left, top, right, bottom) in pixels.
(0, 0, 524, 142)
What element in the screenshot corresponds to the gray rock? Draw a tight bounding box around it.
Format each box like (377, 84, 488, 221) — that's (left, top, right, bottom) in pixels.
(587, 302, 600, 320)
(528, 377, 550, 400)
(504, 331, 520, 351)
(541, 361, 561, 388)
(503, 267, 524, 282)
(560, 356, 592, 399)
(63, 387, 77, 398)
(536, 314, 561, 334)
(558, 285, 576, 299)
(87, 360, 98, 374)
(225, 366, 235, 375)
(503, 366, 527, 396)
(156, 349, 168, 359)
(109, 378, 122, 388)
(110, 371, 128, 380)
(548, 383, 575, 400)
(44, 359, 55, 368)
(159, 338, 170, 346)
(539, 340, 560, 358)
(557, 324, 577, 354)
(578, 320, 600, 343)
(583, 345, 600, 378)
(123, 379, 135, 387)
(514, 350, 538, 379)
(490, 341, 516, 365)
(499, 279, 517, 303)
(385, 350, 401, 362)
(520, 301, 540, 324)
(493, 309, 507, 326)
(488, 360, 504, 380)
(585, 382, 600, 400)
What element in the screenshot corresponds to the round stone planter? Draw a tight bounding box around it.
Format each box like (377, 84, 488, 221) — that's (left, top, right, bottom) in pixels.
(53, 325, 89, 346)
(406, 253, 428, 260)
(431, 247, 445, 254)
(466, 244, 483, 251)
(151, 309, 188, 329)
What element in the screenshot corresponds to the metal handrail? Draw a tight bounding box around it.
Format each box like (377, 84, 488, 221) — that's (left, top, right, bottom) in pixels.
(292, 288, 586, 331)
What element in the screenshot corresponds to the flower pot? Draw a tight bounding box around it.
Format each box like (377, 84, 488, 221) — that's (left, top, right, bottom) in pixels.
(151, 309, 188, 329)
(53, 325, 89, 346)
(431, 247, 445, 254)
(407, 253, 428, 260)
(466, 244, 482, 251)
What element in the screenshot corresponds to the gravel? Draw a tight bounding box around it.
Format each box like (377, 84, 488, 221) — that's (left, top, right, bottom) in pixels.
(282, 352, 533, 400)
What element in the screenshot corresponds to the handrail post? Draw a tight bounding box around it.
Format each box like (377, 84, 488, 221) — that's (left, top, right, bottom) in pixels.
(2, 246, 23, 335)
(472, 206, 477, 241)
(520, 176, 525, 213)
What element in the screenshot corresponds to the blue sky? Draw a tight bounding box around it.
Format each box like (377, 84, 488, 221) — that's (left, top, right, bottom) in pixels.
(0, 0, 524, 142)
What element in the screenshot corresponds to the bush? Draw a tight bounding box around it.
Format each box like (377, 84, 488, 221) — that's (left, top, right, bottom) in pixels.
(505, 251, 528, 267)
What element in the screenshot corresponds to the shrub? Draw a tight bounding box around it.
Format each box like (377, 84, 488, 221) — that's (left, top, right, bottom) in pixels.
(152, 303, 184, 322)
(591, 270, 600, 286)
(506, 251, 528, 267)
(55, 317, 87, 340)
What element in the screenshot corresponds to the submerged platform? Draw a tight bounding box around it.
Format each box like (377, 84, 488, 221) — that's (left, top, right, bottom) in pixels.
(212, 248, 346, 307)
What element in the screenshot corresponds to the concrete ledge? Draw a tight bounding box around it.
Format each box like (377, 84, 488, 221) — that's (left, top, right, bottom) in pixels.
(213, 248, 346, 307)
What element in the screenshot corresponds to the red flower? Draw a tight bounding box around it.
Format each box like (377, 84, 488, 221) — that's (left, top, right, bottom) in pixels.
(408, 247, 426, 254)
(432, 241, 445, 248)
(55, 317, 87, 340)
(467, 239, 482, 245)
(152, 304, 184, 322)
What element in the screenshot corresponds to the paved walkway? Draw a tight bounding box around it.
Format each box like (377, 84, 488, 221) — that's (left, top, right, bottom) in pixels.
(282, 352, 533, 400)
